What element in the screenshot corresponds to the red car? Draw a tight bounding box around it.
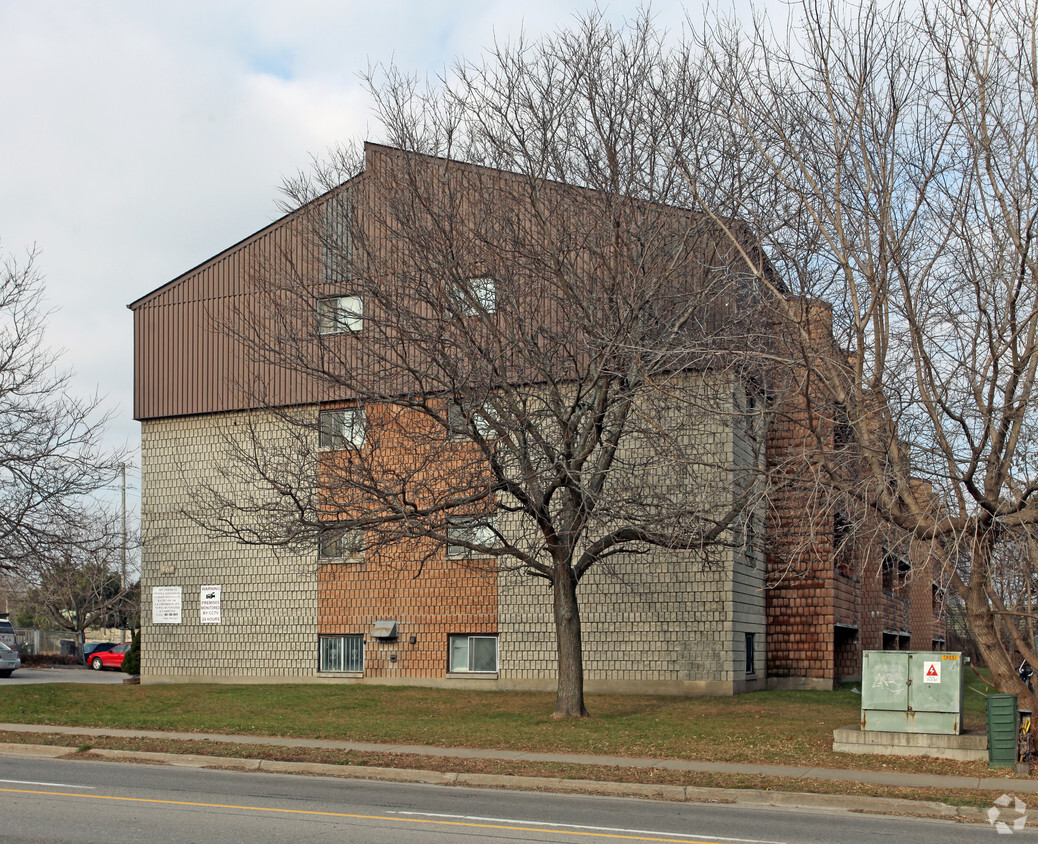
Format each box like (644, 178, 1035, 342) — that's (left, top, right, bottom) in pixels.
(90, 642, 130, 671)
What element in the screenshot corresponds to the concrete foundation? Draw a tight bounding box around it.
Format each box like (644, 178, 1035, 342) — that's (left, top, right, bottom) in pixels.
(833, 724, 987, 762)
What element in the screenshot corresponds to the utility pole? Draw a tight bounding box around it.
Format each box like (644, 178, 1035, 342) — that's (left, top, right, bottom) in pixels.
(121, 463, 127, 643)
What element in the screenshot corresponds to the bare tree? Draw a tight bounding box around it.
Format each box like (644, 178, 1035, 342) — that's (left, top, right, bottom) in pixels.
(194, 14, 770, 718)
(685, 0, 1038, 702)
(0, 247, 122, 573)
(18, 506, 137, 648)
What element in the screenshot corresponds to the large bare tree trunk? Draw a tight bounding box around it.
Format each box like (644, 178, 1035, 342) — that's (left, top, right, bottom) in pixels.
(552, 565, 588, 719)
(965, 539, 1038, 709)
(966, 582, 1038, 712)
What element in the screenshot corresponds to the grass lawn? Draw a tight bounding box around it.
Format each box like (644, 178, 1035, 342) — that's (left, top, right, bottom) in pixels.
(0, 675, 1002, 776)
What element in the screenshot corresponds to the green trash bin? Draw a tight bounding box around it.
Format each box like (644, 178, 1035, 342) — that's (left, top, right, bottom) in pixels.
(987, 693, 1019, 768)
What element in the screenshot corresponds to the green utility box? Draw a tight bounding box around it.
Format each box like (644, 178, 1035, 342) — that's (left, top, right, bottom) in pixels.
(986, 694, 1019, 768)
(861, 650, 964, 734)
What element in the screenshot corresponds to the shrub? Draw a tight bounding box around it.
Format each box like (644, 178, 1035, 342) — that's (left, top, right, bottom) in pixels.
(121, 629, 140, 675)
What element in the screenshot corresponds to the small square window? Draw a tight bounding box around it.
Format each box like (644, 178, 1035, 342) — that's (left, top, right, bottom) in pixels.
(447, 400, 496, 439)
(318, 527, 364, 560)
(448, 277, 495, 316)
(318, 295, 363, 334)
(449, 634, 498, 672)
(319, 408, 365, 449)
(833, 402, 852, 448)
(881, 551, 896, 592)
(445, 519, 497, 558)
(319, 635, 363, 672)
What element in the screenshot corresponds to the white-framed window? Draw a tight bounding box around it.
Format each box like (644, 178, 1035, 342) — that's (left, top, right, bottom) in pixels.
(445, 518, 497, 558)
(447, 400, 496, 439)
(318, 295, 363, 334)
(319, 408, 365, 449)
(448, 277, 495, 316)
(318, 527, 364, 561)
(319, 635, 364, 672)
(449, 634, 498, 673)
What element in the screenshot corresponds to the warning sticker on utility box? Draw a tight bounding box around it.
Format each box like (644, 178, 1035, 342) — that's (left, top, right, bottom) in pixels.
(923, 661, 942, 683)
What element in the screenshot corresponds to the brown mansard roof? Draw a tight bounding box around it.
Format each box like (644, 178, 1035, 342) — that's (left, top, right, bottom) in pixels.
(130, 143, 766, 422)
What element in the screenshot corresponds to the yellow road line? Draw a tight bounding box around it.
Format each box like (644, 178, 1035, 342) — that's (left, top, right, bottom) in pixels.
(0, 786, 729, 842)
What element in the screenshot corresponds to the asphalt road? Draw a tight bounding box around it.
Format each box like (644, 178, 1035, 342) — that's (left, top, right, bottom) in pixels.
(0, 753, 1028, 843)
(1, 666, 126, 685)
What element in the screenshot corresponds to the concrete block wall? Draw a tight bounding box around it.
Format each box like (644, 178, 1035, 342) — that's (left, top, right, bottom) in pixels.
(140, 372, 772, 694)
(497, 546, 766, 694)
(140, 411, 318, 682)
(496, 374, 768, 694)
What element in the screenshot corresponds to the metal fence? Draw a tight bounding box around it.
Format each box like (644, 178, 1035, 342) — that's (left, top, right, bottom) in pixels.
(14, 628, 85, 659)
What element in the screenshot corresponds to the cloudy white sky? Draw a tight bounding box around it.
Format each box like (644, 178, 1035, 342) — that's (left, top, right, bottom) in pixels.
(0, 1, 771, 511)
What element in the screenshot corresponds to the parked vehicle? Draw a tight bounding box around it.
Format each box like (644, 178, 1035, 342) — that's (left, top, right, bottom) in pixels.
(90, 642, 130, 671)
(0, 618, 15, 650)
(0, 641, 20, 677)
(83, 642, 118, 660)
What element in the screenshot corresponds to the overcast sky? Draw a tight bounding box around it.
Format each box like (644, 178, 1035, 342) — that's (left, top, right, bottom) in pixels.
(0, 1, 773, 512)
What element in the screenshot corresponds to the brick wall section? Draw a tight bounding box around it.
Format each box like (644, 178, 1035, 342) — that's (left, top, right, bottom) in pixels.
(765, 373, 836, 682)
(316, 402, 499, 679)
(858, 542, 910, 648)
(319, 546, 497, 678)
(763, 304, 949, 685)
(908, 541, 946, 649)
(140, 411, 318, 681)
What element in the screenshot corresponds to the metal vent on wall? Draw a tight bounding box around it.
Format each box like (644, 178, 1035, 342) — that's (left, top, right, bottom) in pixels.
(371, 620, 398, 640)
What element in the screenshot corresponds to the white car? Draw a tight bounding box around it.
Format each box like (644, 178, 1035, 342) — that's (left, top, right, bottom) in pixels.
(0, 641, 20, 677)
(0, 617, 15, 649)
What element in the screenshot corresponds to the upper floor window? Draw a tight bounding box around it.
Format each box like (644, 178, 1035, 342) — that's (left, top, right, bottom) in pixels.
(833, 402, 853, 449)
(318, 526, 364, 561)
(448, 277, 496, 316)
(319, 295, 363, 334)
(447, 399, 496, 439)
(446, 518, 497, 558)
(880, 549, 908, 592)
(881, 551, 895, 591)
(320, 408, 365, 450)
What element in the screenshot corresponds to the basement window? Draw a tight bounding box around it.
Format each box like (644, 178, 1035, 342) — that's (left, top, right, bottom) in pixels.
(745, 632, 756, 675)
(449, 634, 498, 673)
(319, 635, 363, 673)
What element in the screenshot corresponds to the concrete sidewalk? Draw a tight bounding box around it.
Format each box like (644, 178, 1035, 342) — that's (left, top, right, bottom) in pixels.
(1, 721, 1035, 793)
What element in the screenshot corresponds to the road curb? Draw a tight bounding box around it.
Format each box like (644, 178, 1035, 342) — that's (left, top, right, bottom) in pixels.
(0, 742, 992, 823)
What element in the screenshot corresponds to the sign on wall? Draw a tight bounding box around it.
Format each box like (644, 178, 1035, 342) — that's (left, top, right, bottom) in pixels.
(200, 585, 221, 624)
(152, 586, 183, 624)
(923, 660, 942, 683)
